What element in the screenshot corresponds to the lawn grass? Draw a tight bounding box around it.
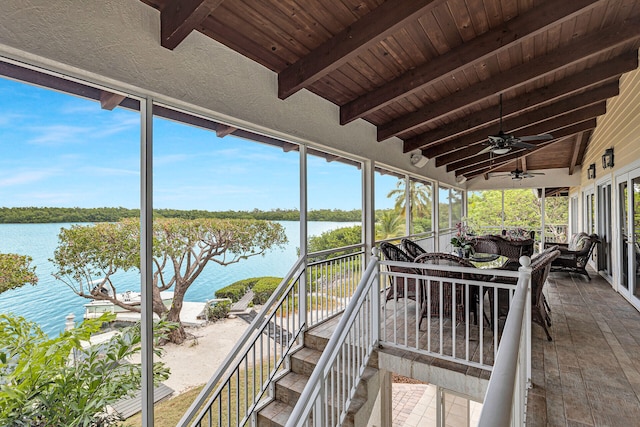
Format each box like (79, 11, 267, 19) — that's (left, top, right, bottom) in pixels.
(122, 385, 203, 427)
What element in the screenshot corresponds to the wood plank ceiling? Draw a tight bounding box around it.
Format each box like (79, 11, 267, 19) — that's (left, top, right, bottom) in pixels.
(140, 0, 640, 181)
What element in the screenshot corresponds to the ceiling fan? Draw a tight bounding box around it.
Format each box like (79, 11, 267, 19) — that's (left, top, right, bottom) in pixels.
(479, 94, 554, 155)
(491, 168, 546, 180)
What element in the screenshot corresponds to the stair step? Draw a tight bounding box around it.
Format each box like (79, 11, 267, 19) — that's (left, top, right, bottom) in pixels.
(274, 371, 307, 405)
(257, 400, 294, 427)
(290, 347, 322, 376)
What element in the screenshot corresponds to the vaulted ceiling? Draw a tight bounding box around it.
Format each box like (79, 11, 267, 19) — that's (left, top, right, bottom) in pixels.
(140, 0, 640, 181)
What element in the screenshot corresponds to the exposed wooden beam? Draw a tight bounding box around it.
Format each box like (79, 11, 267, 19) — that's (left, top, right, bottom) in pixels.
(376, 17, 640, 141)
(340, 0, 601, 125)
(277, 0, 444, 99)
(521, 157, 527, 173)
(568, 133, 586, 175)
(161, 0, 224, 50)
(402, 51, 637, 153)
(437, 102, 607, 168)
(458, 120, 597, 177)
(99, 91, 126, 111)
(282, 142, 299, 152)
(215, 125, 237, 138)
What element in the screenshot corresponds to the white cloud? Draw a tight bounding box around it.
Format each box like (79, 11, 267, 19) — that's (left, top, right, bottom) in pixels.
(0, 169, 58, 187)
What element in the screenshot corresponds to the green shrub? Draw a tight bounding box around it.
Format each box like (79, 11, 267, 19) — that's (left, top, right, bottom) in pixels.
(206, 300, 231, 321)
(215, 277, 262, 302)
(252, 277, 283, 305)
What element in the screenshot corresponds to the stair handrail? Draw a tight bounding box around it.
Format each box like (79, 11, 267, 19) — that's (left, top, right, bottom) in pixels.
(177, 255, 307, 427)
(478, 257, 532, 427)
(285, 255, 380, 427)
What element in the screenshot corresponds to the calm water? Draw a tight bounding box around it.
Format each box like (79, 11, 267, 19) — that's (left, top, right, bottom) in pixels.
(0, 221, 355, 336)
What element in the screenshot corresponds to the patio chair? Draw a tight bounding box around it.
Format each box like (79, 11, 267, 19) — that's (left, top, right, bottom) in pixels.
(401, 238, 427, 259)
(414, 252, 481, 327)
(379, 242, 420, 302)
(530, 248, 560, 341)
(544, 233, 600, 280)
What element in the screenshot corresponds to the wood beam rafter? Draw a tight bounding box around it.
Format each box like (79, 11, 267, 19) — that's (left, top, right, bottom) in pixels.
(376, 17, 640, 141)
(341, 0, 602, 125)
(99, 91, 126, 111)
(215, 125, 237, 138)
(568, 133, 586, 175)
(278, 0, 445, 99)
(439, 102, 606, 169)
(402, 51, 637, 153)
(161, 0, 225, 50)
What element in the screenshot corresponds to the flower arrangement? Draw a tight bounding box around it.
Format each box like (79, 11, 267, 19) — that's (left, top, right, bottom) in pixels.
(451, 221, 475, 256)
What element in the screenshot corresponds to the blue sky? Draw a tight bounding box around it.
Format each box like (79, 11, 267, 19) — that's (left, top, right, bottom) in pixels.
(0, 77, 397, 211)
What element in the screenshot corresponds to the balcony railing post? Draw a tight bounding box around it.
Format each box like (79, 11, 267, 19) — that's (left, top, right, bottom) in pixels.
(371, 249, 380, 345)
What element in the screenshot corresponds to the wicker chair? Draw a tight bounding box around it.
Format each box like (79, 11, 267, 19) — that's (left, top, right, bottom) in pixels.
(470, 238, 499, 255)
(379, 242, 419, 302)
(530, 248, 560, 341)
(414, 252, 480, 327)
(401, 238, 427, 259)
(544, 233, 600, 280)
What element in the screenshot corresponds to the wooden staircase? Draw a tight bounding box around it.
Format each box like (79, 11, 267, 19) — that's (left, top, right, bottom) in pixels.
(256, 316, 380, 427)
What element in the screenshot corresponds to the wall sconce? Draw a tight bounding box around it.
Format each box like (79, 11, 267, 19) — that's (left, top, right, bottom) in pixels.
(587, 163, 596, 180)
(602, 148, 614, 169)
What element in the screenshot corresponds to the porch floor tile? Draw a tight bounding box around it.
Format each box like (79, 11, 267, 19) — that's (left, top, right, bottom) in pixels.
(527, 270, 640, 426)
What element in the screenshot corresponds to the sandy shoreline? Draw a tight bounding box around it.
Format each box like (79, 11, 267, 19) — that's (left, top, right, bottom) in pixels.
(129, 316, 251, 395)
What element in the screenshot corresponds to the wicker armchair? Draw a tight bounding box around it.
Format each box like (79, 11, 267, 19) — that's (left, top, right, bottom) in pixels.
(401, 238, 427, 259)
(473, 235, 534, 263)
(530, 247, 560, 341)
(414, 252, 480, 326)
(379, 242, 419, 302)
(544, 233, 599, 280)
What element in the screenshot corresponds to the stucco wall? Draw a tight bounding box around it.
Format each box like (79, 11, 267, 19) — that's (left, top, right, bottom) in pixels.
(0, 0, 459, 186)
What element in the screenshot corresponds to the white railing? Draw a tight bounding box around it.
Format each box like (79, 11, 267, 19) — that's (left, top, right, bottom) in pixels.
(285, 256, 381, 427)
(178, 246, 364, 427)
(478, 258, 532, 427)
(379, 259, 521, 370)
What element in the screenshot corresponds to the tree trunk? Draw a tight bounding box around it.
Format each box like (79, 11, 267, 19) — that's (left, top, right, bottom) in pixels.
(165, 286, 187, 344)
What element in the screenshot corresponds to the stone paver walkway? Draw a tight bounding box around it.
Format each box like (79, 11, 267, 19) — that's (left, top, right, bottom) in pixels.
(392, 383, 481, 426)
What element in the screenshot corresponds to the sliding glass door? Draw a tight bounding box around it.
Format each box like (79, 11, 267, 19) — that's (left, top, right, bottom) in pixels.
(616, 168, 640, 306)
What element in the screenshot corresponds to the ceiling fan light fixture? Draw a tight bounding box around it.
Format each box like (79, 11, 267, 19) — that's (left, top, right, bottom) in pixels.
(492, 147, 511, 155)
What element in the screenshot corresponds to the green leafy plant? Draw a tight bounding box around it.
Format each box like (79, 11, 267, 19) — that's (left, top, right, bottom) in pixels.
(206, 300, 231, 321)
(0, 313, 174, 426)
(0, 253, 37, 294)
(251, 277, 283, 305)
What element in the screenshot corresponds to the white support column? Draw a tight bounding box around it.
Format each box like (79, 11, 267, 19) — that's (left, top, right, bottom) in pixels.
(433, 182, 440, 251)
(404, 174, 411, 236)
(140, 97, 154, 426)
(299, 145, 308, 331)
(362, 160, 375, 265)
(540, 188, 546, 253)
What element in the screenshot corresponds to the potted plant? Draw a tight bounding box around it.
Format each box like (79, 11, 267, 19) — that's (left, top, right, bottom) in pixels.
(451, 221, 475, 258)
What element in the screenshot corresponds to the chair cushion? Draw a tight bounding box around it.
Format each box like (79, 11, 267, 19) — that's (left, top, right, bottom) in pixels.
(504, 228, 531, 242)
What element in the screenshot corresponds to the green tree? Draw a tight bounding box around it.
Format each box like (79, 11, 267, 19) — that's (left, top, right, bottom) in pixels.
(308, 225, 362, 254)
(0, 253, 37, 294)
(386, 180, 432, 216)
(51, 218, 287, 343)
(0, 312, 172, 426)
(376, 211, 404, 239)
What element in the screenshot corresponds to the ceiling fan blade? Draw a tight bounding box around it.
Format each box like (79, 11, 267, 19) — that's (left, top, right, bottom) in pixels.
(512, 140, 536, 150)
(477, 145, 494, 155)
(518, 133, 553, 142)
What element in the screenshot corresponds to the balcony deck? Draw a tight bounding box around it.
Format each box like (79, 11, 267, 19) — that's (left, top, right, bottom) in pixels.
(527, 270, 640, 426)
